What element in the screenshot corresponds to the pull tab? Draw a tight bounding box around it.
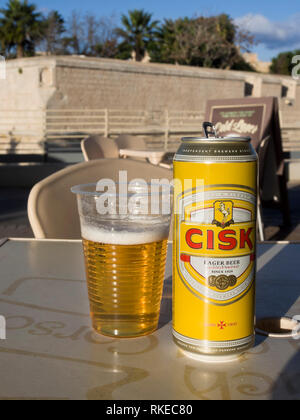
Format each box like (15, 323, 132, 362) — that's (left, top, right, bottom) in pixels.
(203, 122, 218, 139)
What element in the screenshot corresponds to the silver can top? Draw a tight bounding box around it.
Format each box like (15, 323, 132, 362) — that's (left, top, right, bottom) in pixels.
(182, 122, 251, 143)
(174, 122, 257, 163)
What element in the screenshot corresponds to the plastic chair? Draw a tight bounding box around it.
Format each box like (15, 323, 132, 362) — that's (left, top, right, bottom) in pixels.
(28, 159, 173, 240)
(115, 134, 146, 150)
(81, 136, 119, 161)
(116, 134, 171, 168)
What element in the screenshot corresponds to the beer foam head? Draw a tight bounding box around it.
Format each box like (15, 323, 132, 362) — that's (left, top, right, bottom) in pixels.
(81, 224, 169, 245)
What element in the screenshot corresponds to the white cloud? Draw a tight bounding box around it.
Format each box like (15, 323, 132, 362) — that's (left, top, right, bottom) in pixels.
(235, 13, 300, 50)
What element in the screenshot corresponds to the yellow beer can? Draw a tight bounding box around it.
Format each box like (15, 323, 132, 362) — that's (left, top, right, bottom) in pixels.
(173, 123, 258, 362)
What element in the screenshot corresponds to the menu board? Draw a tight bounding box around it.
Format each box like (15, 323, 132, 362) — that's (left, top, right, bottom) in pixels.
(205, 97, 291, 228)
(208, 104, 265, 147)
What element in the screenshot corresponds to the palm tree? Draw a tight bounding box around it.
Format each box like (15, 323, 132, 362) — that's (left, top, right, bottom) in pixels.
(0, 0, 43, 58)
(116, 9, 159, 62)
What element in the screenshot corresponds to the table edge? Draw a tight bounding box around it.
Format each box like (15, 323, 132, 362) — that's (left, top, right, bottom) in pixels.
(0, 238, 82, 245)
(260, 240, 300, 245)
(0, 238, 8, 248)
(1, 238, 300, 246)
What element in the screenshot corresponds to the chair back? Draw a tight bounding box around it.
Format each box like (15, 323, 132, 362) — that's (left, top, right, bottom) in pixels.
(81, 136, 119, 161)
(115, 135, 146, 150)
(28, 159, 172, 239)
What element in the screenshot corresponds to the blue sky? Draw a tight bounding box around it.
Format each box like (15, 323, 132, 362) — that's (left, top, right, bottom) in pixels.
(2, 0, 300, 61)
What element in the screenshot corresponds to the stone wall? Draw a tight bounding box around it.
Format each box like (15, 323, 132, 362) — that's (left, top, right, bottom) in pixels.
(0, 55, 299, 142)
(52, 58, 246, 111)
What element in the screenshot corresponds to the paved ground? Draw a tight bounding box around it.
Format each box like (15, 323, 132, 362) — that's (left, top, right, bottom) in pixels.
(263, 183, 300, 241)
(1, 184, 300, 241)
(0, 188, 33, 238)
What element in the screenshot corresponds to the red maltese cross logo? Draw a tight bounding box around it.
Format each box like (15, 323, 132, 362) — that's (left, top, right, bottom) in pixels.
(218, 321, 227, 330)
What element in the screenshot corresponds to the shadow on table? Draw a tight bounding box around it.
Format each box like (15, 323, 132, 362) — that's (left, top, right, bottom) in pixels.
(255, 243, 300, 354)
(158, 276, 172, 330)
(271, 347, 300, 400)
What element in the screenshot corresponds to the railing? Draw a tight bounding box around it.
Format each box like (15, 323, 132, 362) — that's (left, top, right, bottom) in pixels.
(0, 108, 300, 153)
(0, 110, 44, 138)
(45, 109, 205, 150)
(281, 125, 300, 153)
(0, 110, 45, 155)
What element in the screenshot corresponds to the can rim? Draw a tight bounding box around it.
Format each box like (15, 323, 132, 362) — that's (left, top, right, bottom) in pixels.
(182, 136, 251, 143)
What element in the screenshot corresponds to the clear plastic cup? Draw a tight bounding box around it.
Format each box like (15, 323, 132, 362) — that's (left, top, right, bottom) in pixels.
(72, 182, 172, 338)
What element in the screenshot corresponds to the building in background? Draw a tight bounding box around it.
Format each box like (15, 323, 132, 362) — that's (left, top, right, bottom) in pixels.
(0, 55, 299, 184)
(243, 53, 271, 74)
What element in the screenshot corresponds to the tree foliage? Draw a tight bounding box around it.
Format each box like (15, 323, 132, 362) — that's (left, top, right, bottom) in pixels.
(115, 9, 159, 61)
(41, 11, 65, 55)
(0, 3, 258, 72)
(61, 11, 120, 57)
(0, 0, 44, 58)
(270, 50, 300, 75)
(150, 14, 255, 70)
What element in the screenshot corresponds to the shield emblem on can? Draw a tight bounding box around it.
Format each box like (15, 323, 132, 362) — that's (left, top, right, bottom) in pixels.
(212, 201, 234, 228)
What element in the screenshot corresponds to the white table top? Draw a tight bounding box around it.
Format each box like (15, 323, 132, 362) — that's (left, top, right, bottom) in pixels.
(0, 239, 299, 400)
